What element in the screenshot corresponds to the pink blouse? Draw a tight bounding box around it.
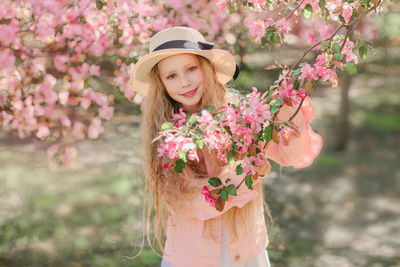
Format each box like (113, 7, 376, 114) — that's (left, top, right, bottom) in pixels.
(161, 97, 322, 267)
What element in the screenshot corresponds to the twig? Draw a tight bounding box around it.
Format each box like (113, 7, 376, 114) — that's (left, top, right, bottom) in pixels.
(286, 0, 306, 20)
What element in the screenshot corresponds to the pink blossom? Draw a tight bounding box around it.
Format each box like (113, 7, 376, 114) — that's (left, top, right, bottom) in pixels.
(342, 3, 353, 23)
(278, 127, 295, 146)
(298, 88, 307, 98)
(58, 91, 69, 106)
(133, 94, 144, 104)
(308, 32, 315, 45)
(60, 115, 71, 127)
(245, 18, 265, 44)
(72, 121, 86, 140)
(342, 41, 359, 64)
(158, 143, 166, 157)
(61, 147, 77, 165)
(163, 163, 169, 169)
(0, 49, 16, 70)
(54, 55, 69, 72)
(242, 157, 256, 175)
(301, 64, 318, 81)
(173, 108, 187, 127)
(99, 105, 114, 120)
(276, 18, 291, 35)
(88, 117, 103, 139)
(201, 186, 215, 207)
(151, 17, 170, 31)
(89, 65, 100, 76)
(37, 124, 50, 139)
(316, 23, 333, 39)
(198, 109, 213, 125)
(254, 152, 266, 166)
(1, 111, 13, 126)
(80, 97, 91, 109)
(188, 151, 200, 162)
(0, 20, 19, 46)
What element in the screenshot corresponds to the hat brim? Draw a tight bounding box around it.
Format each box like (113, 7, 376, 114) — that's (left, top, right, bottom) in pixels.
(129, 49, 236, 97)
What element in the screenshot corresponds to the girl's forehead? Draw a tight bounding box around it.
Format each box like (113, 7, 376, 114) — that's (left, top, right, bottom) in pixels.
(158, 53, 200, 71)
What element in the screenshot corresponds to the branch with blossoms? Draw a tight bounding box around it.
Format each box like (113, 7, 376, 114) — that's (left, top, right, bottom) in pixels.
(155, 87, 302, 211)
(232, 0, 383, 126)
(0, 0, 234, 165)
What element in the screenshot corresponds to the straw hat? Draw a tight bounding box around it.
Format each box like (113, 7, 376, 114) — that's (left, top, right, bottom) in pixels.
(129, 26, 238, 97)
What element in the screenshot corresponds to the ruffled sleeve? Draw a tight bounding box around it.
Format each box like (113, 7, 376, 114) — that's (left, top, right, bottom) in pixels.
(263, 97, 322, 168)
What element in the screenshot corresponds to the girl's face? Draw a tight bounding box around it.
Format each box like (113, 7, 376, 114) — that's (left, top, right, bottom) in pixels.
(158, 53, 205, 113)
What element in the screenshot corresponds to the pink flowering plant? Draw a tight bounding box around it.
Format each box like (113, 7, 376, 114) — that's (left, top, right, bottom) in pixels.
(155, 87, 302, 211)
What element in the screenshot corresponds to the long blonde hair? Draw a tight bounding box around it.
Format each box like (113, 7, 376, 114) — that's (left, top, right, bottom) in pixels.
(140, 54, 271, 254)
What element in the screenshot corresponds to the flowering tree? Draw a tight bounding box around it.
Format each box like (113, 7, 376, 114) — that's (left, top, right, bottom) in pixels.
(0, 0, 386, 167)
(0, 0, 230, 164)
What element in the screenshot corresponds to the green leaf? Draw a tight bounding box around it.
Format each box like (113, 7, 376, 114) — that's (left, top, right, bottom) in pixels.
(224, 126, 232, 136)
(208, 177, 222, 187)
(293, 79, 300, 91)
(220, 189, 229, 201)
(232, 142, 239, 152)
(188, 115, 200, 125)
(272, 33, 280, 43)
(359, 46, 367, 60)
(291, 69, 302, 76)
(236, 165, 243, 175)
(84, 79, 89, 88)
(334, 53, 344, 61)
(332, 43, 341, 54)
(174, 159, 185, 173)
(194, 138, 204, 149)
(15, 58, 22, 66)
(320, 40, 330, 48)
(203, 105, 216, 111)
(161, 122, 174, 131)
(225, 178, 231, 183)
(245, 174, 253, 190)
(302, 4, 313, 19)
(318, 0, 326, 10)
(265, 29, 274, 38)
(343, 62, 357, 75)
(271, 107, 279, 115)
(262, 125, 273, 143)
(338, 15, 346, 25)
(226, 184, 237, 196)
(227, 150, 235, 164)
(270, 99, 283, 106)
(178, 151, 188, 163)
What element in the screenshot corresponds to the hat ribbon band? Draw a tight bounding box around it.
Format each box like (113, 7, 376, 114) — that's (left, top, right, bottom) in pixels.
(152, 40, 215, 52)
(152, 40, 240, 81)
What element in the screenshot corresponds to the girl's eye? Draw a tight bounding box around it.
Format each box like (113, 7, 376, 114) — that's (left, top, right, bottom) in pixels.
(167, 74, 176, 79)
(188, 66, 197, 72)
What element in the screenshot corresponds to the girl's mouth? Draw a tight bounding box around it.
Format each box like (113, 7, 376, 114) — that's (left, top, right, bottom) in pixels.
(182, 88, 197, 98)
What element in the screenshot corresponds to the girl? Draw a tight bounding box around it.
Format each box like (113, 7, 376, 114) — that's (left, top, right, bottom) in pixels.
(129, 27, 322, 267)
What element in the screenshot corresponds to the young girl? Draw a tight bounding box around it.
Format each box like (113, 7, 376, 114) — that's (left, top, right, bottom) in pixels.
(129, 27, 322, 267)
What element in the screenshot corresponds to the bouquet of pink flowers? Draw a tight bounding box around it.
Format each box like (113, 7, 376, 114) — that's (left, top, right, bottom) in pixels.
(154, 87, 301, 211)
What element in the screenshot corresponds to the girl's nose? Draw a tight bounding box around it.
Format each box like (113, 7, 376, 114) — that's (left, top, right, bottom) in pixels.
(181, 74, 191, 88)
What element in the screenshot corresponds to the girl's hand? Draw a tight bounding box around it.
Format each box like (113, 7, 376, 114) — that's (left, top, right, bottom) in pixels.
(253, 161, 271, 179)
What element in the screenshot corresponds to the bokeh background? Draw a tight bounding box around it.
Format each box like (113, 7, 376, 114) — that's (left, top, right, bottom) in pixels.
(1, 6, 400, 267)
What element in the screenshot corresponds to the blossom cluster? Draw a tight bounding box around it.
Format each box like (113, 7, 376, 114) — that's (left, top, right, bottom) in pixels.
(0, 0, 232, 164)
(155, 87, 299, 209)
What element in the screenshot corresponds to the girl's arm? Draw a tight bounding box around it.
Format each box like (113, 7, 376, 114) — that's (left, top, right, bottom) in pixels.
(262, 96, 322, 168)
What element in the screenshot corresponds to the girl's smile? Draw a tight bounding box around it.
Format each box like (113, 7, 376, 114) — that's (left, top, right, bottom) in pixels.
(181, 88, 198, 97)
(158, 53, 205, 113)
